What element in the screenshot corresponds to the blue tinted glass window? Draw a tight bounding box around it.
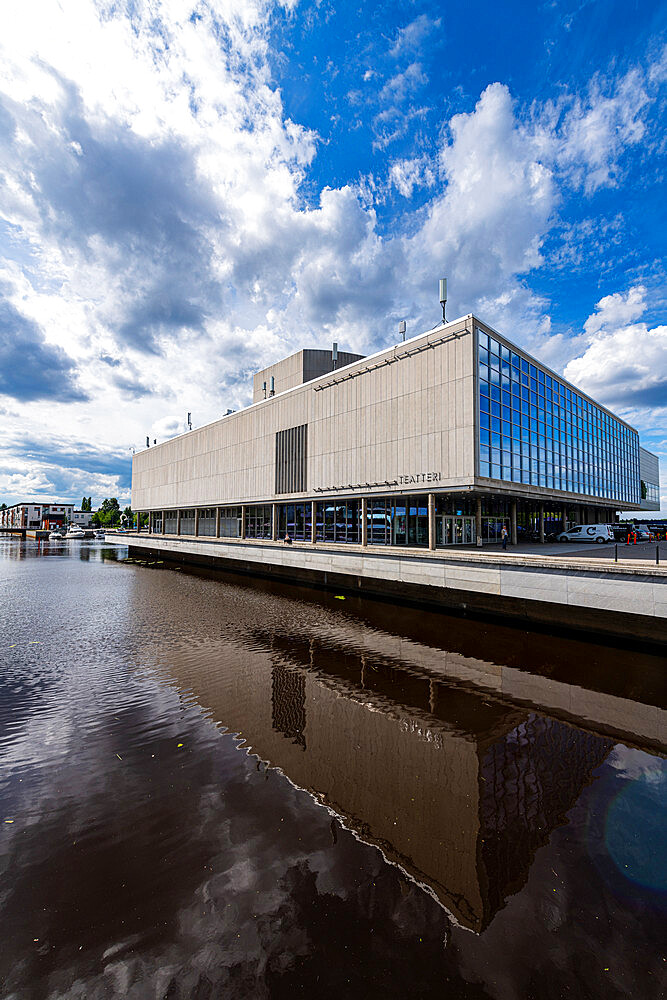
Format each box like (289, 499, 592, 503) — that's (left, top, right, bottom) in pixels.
(477, 329, 639, 501)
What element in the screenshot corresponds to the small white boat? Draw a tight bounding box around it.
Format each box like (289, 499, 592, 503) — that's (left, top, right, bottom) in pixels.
(65, 526, 86, 539)
(49, 529, 65, 539)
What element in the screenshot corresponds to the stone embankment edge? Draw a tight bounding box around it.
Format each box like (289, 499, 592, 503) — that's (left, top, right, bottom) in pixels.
(113, 534, 667, 646)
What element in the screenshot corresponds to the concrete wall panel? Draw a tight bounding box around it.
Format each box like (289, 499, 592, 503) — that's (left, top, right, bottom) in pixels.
(132, 318, 477, 510)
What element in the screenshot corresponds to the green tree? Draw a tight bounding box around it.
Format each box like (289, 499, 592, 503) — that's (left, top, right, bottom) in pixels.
(93, 497, 121, 527)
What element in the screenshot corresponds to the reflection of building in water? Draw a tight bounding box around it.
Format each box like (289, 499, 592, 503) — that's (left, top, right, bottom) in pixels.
(164, 629, 615, 933)
(272, 665, 306, 749)
(479, 716, 611, 923)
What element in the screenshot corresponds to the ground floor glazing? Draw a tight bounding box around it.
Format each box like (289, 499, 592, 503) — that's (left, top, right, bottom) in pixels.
(147, 493, 620, 548)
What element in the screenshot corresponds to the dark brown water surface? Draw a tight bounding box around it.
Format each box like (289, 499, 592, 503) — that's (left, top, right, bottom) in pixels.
(0, 536, 665, 999)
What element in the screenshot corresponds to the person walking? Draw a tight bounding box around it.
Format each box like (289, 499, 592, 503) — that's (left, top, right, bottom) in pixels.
(501, 524, 508, 550)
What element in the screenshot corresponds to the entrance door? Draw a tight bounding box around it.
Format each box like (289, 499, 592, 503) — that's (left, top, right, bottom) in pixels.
(441, 516, 475, 545)
(440, 517, 452, 545)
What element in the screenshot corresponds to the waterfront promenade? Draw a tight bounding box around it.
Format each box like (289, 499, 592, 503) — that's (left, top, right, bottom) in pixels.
(119, 532, 667, 644)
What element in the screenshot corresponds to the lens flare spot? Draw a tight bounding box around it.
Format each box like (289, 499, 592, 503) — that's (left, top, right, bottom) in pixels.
(604, 770, 667, 892)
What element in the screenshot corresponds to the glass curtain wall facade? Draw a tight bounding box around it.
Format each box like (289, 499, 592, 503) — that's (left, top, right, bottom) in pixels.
(278, 503, 311, 541)
(179, 509, 196, 535)
(316, 500, 361, 543)
(477, 328, 639, 504)
(152, 494, 616, 545)
(198, 508, 217, 536)
(219, 506, 241, 537)
(245, 504, 273, 539)
(368, 496, 429, 546)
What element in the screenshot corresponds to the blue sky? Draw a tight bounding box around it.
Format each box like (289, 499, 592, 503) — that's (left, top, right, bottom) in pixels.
(0, 0, 665, 509)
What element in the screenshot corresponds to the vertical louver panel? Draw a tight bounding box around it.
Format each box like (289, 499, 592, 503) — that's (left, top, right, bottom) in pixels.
(275, 424, 307, 494)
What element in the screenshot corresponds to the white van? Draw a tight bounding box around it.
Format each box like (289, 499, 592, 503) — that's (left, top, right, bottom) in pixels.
(557, 524, 613, 544)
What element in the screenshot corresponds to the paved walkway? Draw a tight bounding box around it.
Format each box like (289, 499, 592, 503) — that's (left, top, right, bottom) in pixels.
(474, 539, 666, 563)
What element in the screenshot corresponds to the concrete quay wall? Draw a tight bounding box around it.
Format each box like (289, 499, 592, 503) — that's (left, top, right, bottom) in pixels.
(119, 534, 667, 645)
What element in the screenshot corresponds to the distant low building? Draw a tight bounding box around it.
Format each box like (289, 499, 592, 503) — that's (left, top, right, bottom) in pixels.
(72, 509, 93, 528)
(0, 502, 94, 529)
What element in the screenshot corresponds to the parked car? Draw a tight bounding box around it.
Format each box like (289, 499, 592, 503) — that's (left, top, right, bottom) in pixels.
(557, 524, 613, 544)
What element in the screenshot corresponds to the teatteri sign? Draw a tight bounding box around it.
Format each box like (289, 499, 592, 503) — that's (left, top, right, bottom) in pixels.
(397, 473, 443, 485)
(314, 472, 444, 493)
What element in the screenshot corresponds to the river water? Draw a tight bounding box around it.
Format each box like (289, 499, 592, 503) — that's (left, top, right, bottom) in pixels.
(0, 536, 665, 999)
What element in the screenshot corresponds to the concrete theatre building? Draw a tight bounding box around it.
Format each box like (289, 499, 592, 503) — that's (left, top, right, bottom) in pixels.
(131, 313, 660, 549)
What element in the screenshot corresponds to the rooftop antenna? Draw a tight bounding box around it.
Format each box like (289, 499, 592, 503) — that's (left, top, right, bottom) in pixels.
(332, 342, 338, 370)
(263, 380, 267, 399)
(146, 436, 150, 448)
(187, 411, 192, 431)
(398, 320, 406, 342)
(439, 278, 447, 323)
(269, 376, 275, 397)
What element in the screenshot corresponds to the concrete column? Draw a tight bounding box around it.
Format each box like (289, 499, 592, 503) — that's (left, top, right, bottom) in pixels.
(311, 500, 317, 544)
(475, 497, 482, 546)
(361, 498, 368, 547)
(162, 510, 166, 535)
(428, 493, 436, 550)
(176, 509, 181, 536)
(539, 503, 545, 543)
(241, 505, 246, 539)
(510, 500, 517, 546)
(272, 503, 278, 541)
(215, 507, 220, 538)
(194, 508, 199, 537)
(561, 505, 567, 532)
